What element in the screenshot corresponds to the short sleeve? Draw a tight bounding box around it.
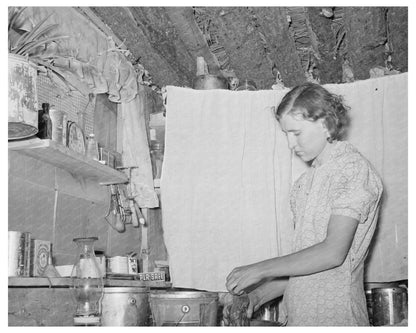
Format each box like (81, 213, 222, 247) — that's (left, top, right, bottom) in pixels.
(331, 159, 380, 223)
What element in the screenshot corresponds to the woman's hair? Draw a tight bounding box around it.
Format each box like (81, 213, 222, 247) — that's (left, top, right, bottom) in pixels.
(275, 82, 350, 142)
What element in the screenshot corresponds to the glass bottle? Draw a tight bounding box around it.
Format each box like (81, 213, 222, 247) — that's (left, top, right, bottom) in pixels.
(150, 141, 164, 180)
(37, 103, 52, 139)
(71, 237, 104, 326)
(86, 134, 99, 161)
(49, 105, 64, 143)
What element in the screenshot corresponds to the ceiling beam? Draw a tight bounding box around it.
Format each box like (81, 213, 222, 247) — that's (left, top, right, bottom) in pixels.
(165, 7, 221, 75)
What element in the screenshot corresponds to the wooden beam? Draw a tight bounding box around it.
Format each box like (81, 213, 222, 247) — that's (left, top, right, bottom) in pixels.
(165, 7, 221, 75)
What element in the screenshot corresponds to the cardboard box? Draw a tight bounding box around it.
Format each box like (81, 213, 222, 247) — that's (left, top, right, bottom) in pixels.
(30, 239, 51, 277)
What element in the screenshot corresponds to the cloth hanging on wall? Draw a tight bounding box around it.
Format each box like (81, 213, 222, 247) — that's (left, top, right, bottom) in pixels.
(118, 84, 159, 208)
(162, 73, 407, 292)
(325, 73, 408, 282)
(161, 87, 303, 292)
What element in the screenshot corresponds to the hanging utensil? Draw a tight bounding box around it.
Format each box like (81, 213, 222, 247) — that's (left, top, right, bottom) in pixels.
(117, 166, 145, 227)
(104, 184, 125, 232)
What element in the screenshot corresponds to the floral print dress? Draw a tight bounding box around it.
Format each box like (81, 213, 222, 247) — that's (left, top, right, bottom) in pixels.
(281, 141, 383, 326)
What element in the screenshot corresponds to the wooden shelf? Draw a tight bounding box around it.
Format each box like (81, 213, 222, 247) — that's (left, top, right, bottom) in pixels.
(8, 138, 128, 184)
(8, 277, 172, 289)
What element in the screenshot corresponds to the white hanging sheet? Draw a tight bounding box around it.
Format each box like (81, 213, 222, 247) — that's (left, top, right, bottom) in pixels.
(161, 73, 407, 291)
(161, 87, 303, 292)
(326, 73, 408, 282)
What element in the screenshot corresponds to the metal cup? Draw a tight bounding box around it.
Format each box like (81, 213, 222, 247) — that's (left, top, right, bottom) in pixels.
(372, 287, 408, 326)
(107, 256, 129, 274)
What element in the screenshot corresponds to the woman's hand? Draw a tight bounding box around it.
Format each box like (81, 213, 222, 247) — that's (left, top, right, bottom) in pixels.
(226, 263, 264, 296)
(222, 278, 288, 326)
(221, 289, 268, 326)
(246, 289, 264, 319)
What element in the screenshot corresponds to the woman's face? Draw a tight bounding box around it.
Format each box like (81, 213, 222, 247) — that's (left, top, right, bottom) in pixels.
(279, 111, 329, 162)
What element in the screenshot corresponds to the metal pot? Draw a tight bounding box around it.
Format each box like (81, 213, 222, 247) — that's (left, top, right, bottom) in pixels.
(372, 287, 408, 326)
(253, 298, 279, 322)
(364, 282, 400, 325)
(193, 74, 229, 90)
(101, 287, 150, 326)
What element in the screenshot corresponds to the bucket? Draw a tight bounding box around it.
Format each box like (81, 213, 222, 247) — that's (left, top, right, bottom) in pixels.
(8, 54, 39, 140)
(149, 290, 219, 326)
(101, 287, 150, 326)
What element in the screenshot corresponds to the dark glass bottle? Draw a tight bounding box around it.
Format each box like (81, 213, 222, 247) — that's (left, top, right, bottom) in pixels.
(37, 103, 52, 139)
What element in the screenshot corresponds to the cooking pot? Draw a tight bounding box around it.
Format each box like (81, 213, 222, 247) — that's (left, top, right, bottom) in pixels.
(253, 298, 279, 322)
(371, 287, 407, 326)
(101, 287, 150, 326)
(193, 74, 229, 90)
(250, 298, 284, 326)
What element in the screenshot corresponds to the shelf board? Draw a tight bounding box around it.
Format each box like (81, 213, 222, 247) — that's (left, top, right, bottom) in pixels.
(8, 277, 171, 289)
(8, 138, 128, 184)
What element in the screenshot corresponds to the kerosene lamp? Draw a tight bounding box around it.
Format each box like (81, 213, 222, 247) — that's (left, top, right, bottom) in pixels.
(71, 237, 104, 326)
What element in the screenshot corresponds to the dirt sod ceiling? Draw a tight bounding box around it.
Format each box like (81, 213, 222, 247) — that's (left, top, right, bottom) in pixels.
(88, 7, 408, 90)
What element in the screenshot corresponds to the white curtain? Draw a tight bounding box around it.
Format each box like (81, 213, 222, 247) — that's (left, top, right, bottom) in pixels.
(162, 73, 407, 292)
(325, 73, 408, 282)
(161, 87, 302, 292)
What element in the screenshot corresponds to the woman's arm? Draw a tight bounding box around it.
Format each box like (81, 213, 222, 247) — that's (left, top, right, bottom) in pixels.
(226, 214, 359, 295)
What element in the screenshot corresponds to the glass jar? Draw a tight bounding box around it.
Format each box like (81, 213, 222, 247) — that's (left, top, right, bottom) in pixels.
(71, 237, 104, 326)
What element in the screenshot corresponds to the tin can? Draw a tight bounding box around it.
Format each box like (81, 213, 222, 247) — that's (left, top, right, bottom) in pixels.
(107, 256, 129, 274)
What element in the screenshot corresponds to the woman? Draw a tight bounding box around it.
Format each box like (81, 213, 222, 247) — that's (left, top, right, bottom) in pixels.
(225, 82, 383, 326)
